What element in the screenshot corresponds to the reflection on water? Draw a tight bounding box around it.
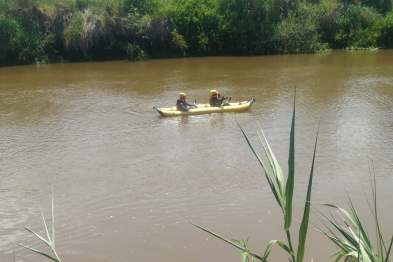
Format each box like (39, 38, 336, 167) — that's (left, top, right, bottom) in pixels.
(0, 50, 392, 262)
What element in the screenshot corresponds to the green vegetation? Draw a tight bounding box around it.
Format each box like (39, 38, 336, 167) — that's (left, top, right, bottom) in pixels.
(1, 0, 393, 65)
(315, 169, 393, 262)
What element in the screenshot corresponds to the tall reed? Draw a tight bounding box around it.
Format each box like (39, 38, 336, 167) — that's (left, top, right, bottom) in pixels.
(191, 90, 320, 262)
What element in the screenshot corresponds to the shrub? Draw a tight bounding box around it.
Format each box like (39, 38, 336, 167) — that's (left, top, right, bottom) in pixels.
(170, 0, 222, 54)
(125, 41, 147, 60)
(170, 28, 188, 51)
(274, 4, 327, 53)
(0, 14, 27, 64)
(373, 10, 393, 48)
(334, 4, 379, 48)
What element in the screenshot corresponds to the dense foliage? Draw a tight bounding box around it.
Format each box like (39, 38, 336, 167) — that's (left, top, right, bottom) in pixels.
(1, 0, 393, 65)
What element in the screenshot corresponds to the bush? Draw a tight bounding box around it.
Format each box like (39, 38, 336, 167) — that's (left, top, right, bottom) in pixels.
(345, 9, 393, 49)
(17, 32, 57, 64)
(125, 42, 147, 60)
(218, 0, 273, 55)
(373, 10, 393, 48)
(63, 12, 84, 50)
(170, 0, 222, 54)
(334, 4, 379, 48)
(0, 15, 26, 64)
(274, 4, 327, 54)
(170, 29, 188, 52)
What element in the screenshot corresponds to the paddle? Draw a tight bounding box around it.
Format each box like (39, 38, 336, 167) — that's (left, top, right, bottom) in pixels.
(222, 96, 232, 106)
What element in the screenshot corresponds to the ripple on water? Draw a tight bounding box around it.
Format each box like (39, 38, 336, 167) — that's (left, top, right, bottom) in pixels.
(1, 52, 393, 262)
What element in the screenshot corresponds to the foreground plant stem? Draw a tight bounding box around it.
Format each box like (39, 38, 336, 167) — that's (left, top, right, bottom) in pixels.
(286, 230, 296, 262)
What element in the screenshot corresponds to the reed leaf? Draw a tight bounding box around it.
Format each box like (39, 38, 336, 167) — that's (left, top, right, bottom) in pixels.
(12, 242, 59, 262)
(363, 162, 393, 261)
(315, 206, 360, 249)
(315, 228, 353, 253)
(315, 168, 393, 262)
(336, 252, 346, 262)
(320, 203, 363, 234)
(359, 242, 372, 262)
(189, 222, 266, 261)
(369, 164, 383, 262)
(52, 190, 56, 251)
(242, 250, 249, 262)
(22, 226, 51, 247)
(238, 122, 284, 210)
(268, 240, 295, 258)
(261, 240, 278, 260)
(189, 222, 293, 261)
(257, 124, 286, 202)
(384, 236, 393, 262)
(296, 123, 319, 262)
(7, 191, 62, 262)
(345, 193, 373, 251)
(285, 88, 296, 231)
(0, 237, 60, 262)
(40, 206, 52, 245)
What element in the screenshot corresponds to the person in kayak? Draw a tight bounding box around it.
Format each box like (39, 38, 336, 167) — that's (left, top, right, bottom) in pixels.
(209, 90, 230, 107)
(176, 92, 197, 111)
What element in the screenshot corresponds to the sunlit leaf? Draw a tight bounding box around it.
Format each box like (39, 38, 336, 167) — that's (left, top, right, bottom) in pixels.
(285, 88, 296, 231)
(297, 123, 319, 262)
(242, 250, 249, 262)
(237, 121, 284, 210)
(189, 222, 265, 261)
(23, 226, 51, 248)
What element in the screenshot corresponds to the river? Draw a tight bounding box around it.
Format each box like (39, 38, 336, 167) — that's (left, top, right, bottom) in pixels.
(1, 50, 392, 262)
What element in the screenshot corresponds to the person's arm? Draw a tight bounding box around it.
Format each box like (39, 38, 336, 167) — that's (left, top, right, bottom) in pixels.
(186, 101, 197, 107)
(213, 96, 226, 106)
(178, 101, 190, 111)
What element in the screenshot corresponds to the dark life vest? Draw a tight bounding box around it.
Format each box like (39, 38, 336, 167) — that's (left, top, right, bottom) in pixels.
(176, 98, 185, 109)
(209, 95, 219, 106)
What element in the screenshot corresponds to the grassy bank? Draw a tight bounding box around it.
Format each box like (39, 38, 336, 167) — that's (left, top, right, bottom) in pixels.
(1, 0, 393, 66)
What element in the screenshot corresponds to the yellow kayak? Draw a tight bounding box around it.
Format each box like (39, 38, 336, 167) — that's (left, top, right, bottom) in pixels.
(153, 98, 255, 117)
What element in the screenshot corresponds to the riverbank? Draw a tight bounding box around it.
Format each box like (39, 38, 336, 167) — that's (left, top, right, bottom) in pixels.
(1, 0, 393, 67)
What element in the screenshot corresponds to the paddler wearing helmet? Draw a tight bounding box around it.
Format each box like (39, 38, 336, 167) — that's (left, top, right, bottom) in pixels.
(176, 92, 197, 112)
(209, 89, 230, 107)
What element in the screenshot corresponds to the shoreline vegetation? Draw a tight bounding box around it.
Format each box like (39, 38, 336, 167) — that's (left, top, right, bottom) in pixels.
(1, 0, 393, 66)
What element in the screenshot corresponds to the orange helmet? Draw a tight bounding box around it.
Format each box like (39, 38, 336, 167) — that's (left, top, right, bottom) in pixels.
(179, 92, 186, 98)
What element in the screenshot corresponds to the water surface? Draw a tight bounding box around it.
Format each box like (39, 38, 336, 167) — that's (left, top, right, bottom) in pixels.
(1, 50, 393, 261)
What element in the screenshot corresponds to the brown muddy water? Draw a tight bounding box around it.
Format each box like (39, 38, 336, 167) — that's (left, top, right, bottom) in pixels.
(0, 50, 393, 262)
